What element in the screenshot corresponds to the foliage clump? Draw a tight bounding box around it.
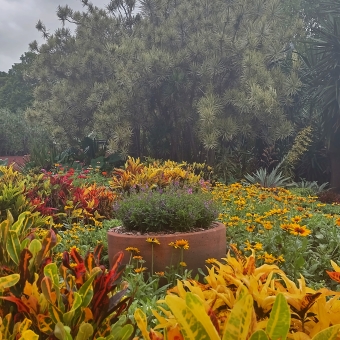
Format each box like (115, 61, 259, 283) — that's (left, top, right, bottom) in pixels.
(134, 247, 340, 340)
(114, 186, 219, 233)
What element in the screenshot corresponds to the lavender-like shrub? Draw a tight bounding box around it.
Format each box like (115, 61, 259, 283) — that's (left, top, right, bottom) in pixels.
(113, 186, 220, 233)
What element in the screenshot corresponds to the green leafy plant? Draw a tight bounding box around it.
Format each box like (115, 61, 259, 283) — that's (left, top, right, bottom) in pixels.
(114, 186, 220, 233)
(0, 158, 8, 166)
(134, 250, 340, 340)
(290, 179, 329, 194)
(0, 212, 133, 339)
(244, 162, 291, 188)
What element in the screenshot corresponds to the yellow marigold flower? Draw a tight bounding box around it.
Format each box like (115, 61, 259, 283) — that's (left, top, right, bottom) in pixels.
(254, 242, 263, 250)
(317, 203, 326, 207)
(174, 239, 189, 249)
(230, 216, 240, 222)
(273, 195, 282, 202)
(133, 256, 143, 260)
(155, 271, 165, 276)
(277, 255, 285, 263)
(205, 258, 217, 264)
(134, 267, 147, 273)
(280, 223, 292, 232)
(246, 225, 255, 232)
(146, 237, 161, 245)
(263, 252, 276, 264)
(125, 247, 140, 253)
(244, 240, 252, 251)
(291, 216, 302, 223)
(289, 225, 311, 237)
(179, 262, 187, 267)
(262, 222, 273, 230)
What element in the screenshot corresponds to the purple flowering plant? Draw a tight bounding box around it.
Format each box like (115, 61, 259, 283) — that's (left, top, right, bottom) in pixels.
(113, 184, 220, 233)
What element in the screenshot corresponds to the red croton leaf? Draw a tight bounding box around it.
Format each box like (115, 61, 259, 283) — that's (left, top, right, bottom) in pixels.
(208, 307, 219, 334)
(70, 247, 84, 265)
(62, 251, 72, 270)
(0, 295, 30, 313)
(92, 251, 125, 321)
(93, 244, 103, 267)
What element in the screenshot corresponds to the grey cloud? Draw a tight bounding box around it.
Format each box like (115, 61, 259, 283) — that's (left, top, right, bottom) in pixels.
(0, 0, 108, 71)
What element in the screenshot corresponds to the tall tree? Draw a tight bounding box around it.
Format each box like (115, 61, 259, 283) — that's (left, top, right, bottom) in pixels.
(26, 1, 139, 147)
(95, 0, 305, 162)
(0, 52, 36, 112)
(302, 0, 340, 190)
(0, 108, 29, 155)
(27, 0, 304, 165)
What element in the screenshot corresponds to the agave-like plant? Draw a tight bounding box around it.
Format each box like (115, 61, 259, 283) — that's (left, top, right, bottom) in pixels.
(290, 179, 329, 193)
(244, 162, 291, 188)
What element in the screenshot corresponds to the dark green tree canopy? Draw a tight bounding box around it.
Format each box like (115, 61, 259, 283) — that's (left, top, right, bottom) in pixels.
(27, 0, 305, 164)
(0, 52, 36, 112)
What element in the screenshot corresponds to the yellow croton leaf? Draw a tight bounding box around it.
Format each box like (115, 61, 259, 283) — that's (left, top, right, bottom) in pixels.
(330, 260, 340, 272)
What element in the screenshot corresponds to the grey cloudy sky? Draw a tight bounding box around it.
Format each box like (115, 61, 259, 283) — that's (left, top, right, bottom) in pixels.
(0, 0, 108, 72)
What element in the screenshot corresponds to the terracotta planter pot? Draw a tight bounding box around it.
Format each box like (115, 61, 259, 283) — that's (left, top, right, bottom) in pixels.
(107, 222, 226, 276)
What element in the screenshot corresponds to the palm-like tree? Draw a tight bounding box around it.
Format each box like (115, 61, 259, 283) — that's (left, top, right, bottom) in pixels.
(304, 1, 340, 190)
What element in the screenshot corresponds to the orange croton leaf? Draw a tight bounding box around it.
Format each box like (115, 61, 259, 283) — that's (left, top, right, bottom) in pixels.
(166, 327, 184, 340)
(149, 329, 164, 340)
(243, 256, 255, 275)
(326, 270, 340, 283)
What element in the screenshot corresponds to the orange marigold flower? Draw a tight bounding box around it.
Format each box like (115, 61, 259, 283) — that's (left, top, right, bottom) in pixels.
(336, 218, 340, 226)
(174, 239, 189, 249)
(133, 255, 143, 260)
(134, 267, 147, 273)
(168, 242, 176, 248)
(146, 237, 161, 245)
(205, 258, 217, 264)
(125, 247, 140, 253)
(155, 271, 165, 276)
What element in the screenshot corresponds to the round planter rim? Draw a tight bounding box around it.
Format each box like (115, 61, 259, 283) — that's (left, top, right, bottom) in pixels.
(107, 221, 225, 240)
